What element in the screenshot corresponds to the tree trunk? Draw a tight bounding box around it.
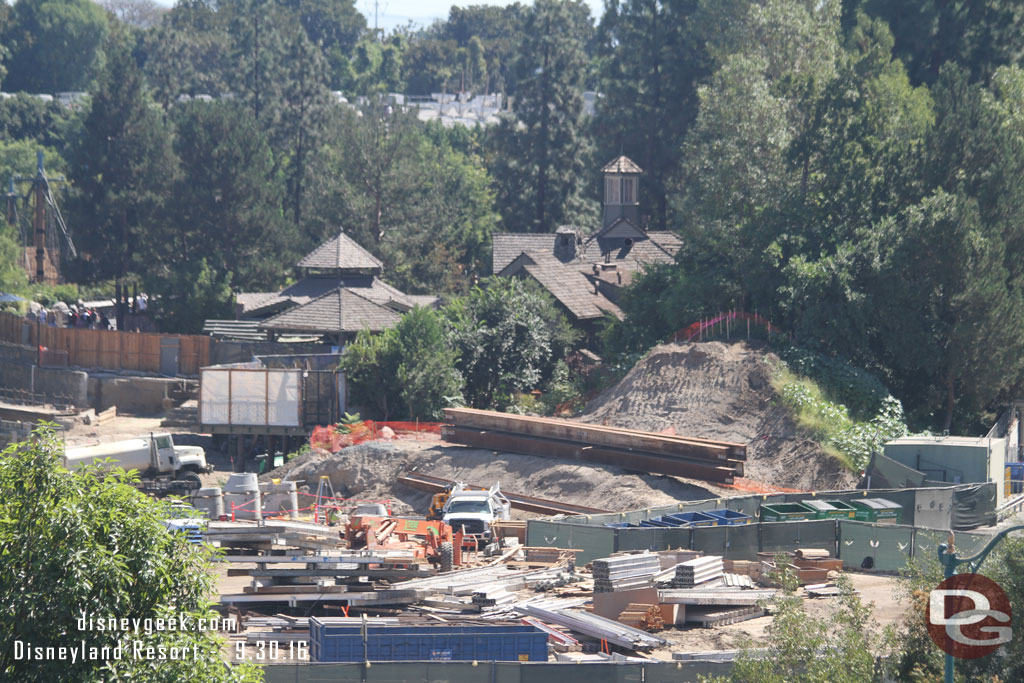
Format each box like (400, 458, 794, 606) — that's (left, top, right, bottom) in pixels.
(943, 372, 955, 433)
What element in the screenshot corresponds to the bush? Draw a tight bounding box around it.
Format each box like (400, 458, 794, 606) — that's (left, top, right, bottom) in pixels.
(773, 362, 908, 471)
(0, 425, 261, 682)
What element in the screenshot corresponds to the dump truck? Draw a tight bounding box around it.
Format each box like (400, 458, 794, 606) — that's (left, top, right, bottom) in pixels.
(441, 483, 511, 545)
(63, 433, 211, 495)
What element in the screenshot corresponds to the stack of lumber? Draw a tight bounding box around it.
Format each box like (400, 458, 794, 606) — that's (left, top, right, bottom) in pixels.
(723, 559, 761, 580)
(757, 548, 843, 586)
(442, 407, 745, 485)
(592, 554, 662, 593)
(508, 547, 579, 568)
(669, 556, 724, 588)
(617, 603, 664, 632)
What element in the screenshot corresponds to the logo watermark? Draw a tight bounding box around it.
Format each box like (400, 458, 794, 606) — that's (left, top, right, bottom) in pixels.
(927, 573, 1012, 659)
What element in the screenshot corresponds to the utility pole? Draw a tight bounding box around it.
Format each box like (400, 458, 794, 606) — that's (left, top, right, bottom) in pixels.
(937, 525, 1024, 682)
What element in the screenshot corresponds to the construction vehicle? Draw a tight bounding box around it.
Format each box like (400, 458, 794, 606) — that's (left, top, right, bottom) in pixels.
(63, 433, 211, 495)
(426, 481, 460, 521)
(345, 515, 463, 572)
(441, 483, 511, 545)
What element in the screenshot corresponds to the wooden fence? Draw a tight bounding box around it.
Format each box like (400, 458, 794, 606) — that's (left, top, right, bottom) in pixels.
(0, 311, 211, 375)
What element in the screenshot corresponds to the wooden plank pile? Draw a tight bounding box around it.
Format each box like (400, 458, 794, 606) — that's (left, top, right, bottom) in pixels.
(442, 408, 746, 485)
(756, 549, 842, 586)
(617, 603, 665, 632)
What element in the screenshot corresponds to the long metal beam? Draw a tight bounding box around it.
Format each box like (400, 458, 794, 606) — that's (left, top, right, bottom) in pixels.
(445, 407, 747, 461)
(441, 426, 739, 484)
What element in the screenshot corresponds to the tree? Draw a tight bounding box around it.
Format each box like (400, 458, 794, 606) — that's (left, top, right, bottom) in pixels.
(69, 29, 179, 282)
(165, 101, 293, 292)
(0, 425, 261, 682)
(444, 277, 579, 409)
(310, 104, 499, 293)
(488, 0, 597, 232)
(709, 563, 889, 683)
(339, 307, 464, 420)
(2, 0, 109, 93)
(595, 0, 711, 228)
(848, 0, 1024, 86)
(393, 306, 464, 420)
(874, 190, 1024, 433)
(142, 0, 232, 109)
(102, 0, 166, 29)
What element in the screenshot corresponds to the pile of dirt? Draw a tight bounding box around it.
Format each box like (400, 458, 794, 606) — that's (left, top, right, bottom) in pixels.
(262, 440, 727, 518)
(580, 340, 856, 491)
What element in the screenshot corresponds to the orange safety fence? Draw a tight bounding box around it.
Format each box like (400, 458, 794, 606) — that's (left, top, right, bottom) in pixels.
(310, 421, 443, 453)
(723, 477, 806, 494)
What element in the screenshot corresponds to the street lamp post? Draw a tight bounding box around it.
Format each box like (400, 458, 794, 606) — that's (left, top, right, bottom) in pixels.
(936, 524, 1024, 683)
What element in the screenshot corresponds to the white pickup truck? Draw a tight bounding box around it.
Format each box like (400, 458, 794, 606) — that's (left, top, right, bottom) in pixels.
(63, 433, 211, 495)
(441, 483, 511, 543)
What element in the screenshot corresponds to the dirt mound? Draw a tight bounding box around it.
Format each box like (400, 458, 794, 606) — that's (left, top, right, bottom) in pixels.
(580, 341, 855, 491)
(262, 441, 727, 518)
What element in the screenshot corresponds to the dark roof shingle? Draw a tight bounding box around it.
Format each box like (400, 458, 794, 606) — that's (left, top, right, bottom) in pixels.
(522, 264, 623, 320)
(258, 288, 401, 334)
(297, 231, 383, 271)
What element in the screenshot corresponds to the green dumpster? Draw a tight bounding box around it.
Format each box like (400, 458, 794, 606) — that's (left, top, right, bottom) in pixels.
(759, 502, 816, 522)
(850, 498, 902, 524)
(801, 499, 858, 520)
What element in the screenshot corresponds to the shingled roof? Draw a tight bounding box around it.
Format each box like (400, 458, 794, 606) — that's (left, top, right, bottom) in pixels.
(297, 231, 383, 272)
(522, 263, 623, 320)
(492, 233, 558, 274)
(258, 288, 401, 334)
(601, 156, 643, 174)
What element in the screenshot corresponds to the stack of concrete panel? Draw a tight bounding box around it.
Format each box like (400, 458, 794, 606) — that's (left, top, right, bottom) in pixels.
(670, 556, 724, 588)
(592, 554, 662, 593)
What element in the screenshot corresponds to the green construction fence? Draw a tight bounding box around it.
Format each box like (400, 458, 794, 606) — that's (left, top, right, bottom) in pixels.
(263, 660, 734, 683)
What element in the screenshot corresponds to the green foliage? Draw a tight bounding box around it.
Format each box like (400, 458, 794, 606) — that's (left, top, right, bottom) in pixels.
(487, 0, 597, 232)
(164, 100, 294, 292)
(311, 103, 498, 293)
(69, 27, 179, 282)
(774, 343, 890, 420)
(2, 0, 110, 93)
(392, 306, 464, 420)
(773, 361, 907, 470)
(145, 258, 233, 334)
(595, 0, 711, 227)
(340, 307, 463, 420)
(444, 277, 579, 410)
(851, 0, 1024, 86)
(0, 425, 261, 682)
(0, 94, 75, 147)
(707, 567, 890, 683)
(890, 537, 1024, 681)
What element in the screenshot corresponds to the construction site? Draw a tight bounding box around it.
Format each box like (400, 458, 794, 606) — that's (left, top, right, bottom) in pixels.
(4, 336, 1020, 682)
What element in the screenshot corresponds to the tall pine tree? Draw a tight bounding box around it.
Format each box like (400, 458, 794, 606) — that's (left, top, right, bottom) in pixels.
(69, 28, 178, 281)
(489, 0, 596, 232)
